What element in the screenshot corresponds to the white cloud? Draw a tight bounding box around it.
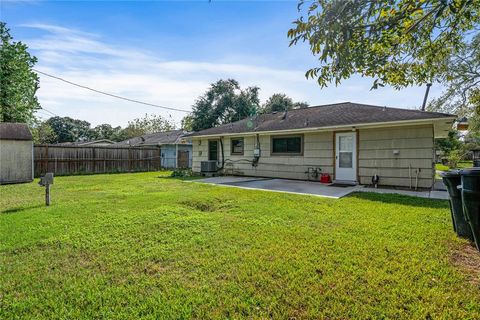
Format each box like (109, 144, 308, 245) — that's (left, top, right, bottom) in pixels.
(21, 23, 441, 127)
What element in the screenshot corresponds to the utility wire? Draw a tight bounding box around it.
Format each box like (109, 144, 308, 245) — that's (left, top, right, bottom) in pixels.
(39, 107, 58, 117)
(35, 107, 94, 142)
(33, 69, 191, 113)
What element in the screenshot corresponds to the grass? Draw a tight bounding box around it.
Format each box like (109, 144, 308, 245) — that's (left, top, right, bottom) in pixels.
(436, 161, 474, 172)
(1, 172, 479, 319)
(435, 161, 473, 179)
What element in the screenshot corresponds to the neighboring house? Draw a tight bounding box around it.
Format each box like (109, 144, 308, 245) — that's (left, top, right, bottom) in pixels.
(456, 117, 469, 131)
(56, 139, 116, 147)
(189, 102, 456, 189)
(0, 123, 34, 184)
(115, 129, 192, 168)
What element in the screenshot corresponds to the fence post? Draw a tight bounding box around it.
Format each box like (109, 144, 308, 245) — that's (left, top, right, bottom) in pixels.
(92, 147, 96, 173)
(44, 145, 49, 174)
(158, 147, 162, 170)
(128, 147, 132, 172)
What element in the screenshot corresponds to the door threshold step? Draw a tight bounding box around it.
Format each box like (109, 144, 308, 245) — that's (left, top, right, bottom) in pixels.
(332, 180, 357, 186)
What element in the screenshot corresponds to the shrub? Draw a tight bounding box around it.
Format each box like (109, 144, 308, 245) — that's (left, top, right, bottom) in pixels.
(170, 169, 194, 178)
(447, 149, 463, 168)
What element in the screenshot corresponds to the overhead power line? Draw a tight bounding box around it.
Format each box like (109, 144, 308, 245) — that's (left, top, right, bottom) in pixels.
(33, 69, 191, 113)
(39, 107, 58, 117)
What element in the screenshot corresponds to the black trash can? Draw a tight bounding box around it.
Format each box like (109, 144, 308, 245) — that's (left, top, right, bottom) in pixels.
(460, 168, 480, 251)
(441, 171, 474, 240)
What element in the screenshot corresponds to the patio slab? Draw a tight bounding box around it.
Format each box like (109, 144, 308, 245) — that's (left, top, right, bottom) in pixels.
(357, 187, 449, 200)
(193, 176, 449, 200)
(194, 176, 362, 199)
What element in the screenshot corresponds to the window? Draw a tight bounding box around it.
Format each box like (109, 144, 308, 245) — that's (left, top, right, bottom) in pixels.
(338, 135, 353, 168)
(271, 136, 302, 155)
(208, 140, 218, 161)
(231, 138, 244, 155)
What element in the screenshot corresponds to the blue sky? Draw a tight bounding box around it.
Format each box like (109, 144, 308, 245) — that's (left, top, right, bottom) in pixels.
(2, 1, 444, 127)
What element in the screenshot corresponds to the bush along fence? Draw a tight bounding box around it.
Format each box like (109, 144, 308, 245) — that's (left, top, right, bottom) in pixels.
(34, 145, 163, 177)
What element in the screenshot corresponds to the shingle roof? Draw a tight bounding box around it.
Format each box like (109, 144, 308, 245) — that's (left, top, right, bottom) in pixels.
(0, 123, 33, 141)
(189, 102, 455, 137)
(115, 129, 192, 147)
(56, 139, 116, 146)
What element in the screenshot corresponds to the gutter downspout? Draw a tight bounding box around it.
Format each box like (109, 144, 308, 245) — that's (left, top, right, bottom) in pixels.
(216, 137, 225, 172)
(175, 144, 178, 169)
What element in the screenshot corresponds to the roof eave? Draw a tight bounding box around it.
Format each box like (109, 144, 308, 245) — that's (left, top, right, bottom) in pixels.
(190, 117, 457, 139)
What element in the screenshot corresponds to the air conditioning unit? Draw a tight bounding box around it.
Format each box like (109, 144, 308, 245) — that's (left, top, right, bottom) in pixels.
(201, 161, 218, 173)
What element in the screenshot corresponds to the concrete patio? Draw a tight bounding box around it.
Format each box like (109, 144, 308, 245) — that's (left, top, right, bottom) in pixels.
(193, 176, 449, 200)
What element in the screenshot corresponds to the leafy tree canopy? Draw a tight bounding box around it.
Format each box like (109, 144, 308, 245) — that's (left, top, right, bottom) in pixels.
(435, 129, 463, 157)
(260, 93, 309, 114)
(90, 124, 126, 142)
(45, 116, 92, 143)
(428, 35, 480, 135)
(288, 0, 480, 89)
(30, 120, 57, 144)
(186, 79, 260, 132)
(468, 88, 480, 134)
(123, 114, 176, 139)
(0, 21, 40, 123)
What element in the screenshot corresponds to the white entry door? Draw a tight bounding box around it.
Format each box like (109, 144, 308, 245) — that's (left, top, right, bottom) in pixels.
(335, 132, 357, 182)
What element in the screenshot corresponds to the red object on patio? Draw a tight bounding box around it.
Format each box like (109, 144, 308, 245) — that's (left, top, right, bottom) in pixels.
(320, 173, 332, 183)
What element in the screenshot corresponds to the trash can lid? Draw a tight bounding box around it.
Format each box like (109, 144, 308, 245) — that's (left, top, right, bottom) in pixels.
(460, 168, 480, 176)
(440, 170, 461, 177)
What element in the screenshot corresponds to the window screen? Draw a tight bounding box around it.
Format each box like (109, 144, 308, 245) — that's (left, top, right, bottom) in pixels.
(272, 136, 302, 154)
(231, 138, 244, 155)
(338, 136, 353, 168)
(208, 140, 218, 161)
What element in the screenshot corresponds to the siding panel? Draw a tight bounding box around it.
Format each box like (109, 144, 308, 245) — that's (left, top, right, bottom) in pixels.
(193, 124, 435, 188)
(193, 132, 333, 180)
(358, 125, 434, 188)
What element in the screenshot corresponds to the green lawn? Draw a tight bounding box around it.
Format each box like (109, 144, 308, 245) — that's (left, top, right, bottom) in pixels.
(436, 161, 474, 172)
(1, 172, 479, 319)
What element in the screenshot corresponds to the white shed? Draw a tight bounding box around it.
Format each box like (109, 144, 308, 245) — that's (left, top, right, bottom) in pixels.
(0, 123, 34, 184)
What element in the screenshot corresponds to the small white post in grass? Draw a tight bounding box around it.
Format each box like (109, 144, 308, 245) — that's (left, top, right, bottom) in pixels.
(38, 172, 54, 206)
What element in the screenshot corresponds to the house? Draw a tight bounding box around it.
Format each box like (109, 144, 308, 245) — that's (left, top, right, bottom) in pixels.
(115, 129, 192, 168)
(0, 123, 34, 184)
(189, 102, 456, 189)
(456, 117, 469, 131)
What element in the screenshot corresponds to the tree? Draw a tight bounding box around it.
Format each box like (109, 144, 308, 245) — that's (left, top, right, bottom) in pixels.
(90, 124, 115, 141)
(89, 124, 126, 141)
(260, 93, 309, 114)
(109, 126, 128, 142)
(288, 1, 480, 89)
(435, 129, 463, 158)
(0, 22, 40, 123)
(188, 79, 260, 131)
(294, 101, 309, 109)
(30, 120, 57, 144)
(428, 35, 480, 130)
(46, 116, 91, 142)
(122, 114, 176, 138)
(468, 88, 480, 134)
(181, 115, 194, 132)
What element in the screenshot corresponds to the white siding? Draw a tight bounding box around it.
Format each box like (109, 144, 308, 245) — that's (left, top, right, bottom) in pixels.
(192, 123, 436, 189)
(193, 132, 333, 181)
(358, 124, 434, 188)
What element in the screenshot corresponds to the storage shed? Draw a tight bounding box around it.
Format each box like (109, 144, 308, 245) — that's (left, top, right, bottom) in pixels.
(0, 123, 34, 184)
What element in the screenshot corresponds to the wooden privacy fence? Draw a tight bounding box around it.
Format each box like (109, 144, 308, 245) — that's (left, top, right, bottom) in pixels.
(34, 145, 161, 177)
